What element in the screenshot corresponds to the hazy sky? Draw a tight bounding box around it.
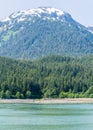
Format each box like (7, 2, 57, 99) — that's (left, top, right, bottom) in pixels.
(0, 0, 93, 26)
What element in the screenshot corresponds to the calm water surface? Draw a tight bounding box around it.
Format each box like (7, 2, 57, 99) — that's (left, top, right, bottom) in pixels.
(0, 103, 93, 130)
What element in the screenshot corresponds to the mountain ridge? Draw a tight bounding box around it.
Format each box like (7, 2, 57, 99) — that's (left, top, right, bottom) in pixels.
(0, 7, 93, 59)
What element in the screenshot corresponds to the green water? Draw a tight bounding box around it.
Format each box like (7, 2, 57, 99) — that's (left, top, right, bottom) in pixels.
(0, 103, 93, 130)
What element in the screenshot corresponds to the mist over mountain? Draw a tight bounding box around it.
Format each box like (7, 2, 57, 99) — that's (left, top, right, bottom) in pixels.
(0, 7, 93, 59)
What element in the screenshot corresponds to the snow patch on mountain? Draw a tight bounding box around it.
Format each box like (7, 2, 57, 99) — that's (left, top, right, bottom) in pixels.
(42, 7, 64, 16)
(1, 17, 10, 22)
(17, 17, 26, 22)
(87, 27, 93, 34)
(0, 7, 65, 23)
(88, 30, 93, 34)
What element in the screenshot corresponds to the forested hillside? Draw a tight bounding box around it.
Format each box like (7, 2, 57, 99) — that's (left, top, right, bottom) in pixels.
(0, 7, 93, 59)
(0, 55, 93, 98)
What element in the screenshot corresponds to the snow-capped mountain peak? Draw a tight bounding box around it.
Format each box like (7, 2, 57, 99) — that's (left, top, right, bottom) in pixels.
(1, 7, 66, 23)
(11, 7, 65, 18)
(0, 7, 93, 59)
(38, 7, 64, 15)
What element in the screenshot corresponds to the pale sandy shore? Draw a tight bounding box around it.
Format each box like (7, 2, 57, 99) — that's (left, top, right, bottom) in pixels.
(0, 98, 93, 104)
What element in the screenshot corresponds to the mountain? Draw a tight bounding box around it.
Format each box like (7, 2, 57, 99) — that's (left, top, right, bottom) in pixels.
(87, 26, 93, 33)
(0, 7, 93, 59)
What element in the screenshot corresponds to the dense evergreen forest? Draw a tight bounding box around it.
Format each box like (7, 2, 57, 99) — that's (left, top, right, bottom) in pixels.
(0, 55, 93, 99)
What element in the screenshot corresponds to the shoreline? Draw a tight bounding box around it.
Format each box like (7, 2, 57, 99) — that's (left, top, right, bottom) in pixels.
(0, 98, 93, 104)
